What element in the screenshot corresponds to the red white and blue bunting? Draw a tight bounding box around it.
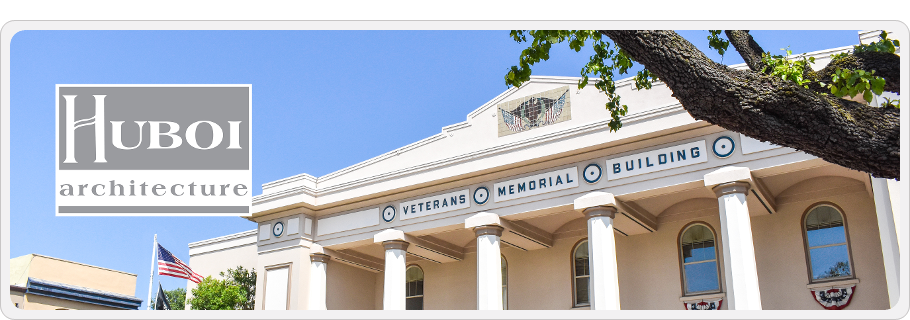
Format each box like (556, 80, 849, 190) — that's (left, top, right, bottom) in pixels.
(684, 298, 723, 310)
(811, 285, 855, 310)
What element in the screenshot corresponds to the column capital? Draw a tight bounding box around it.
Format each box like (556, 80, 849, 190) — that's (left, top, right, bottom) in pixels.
(704, 166, 753, 190)
(574, 192, 617, 212)
(583, 206, 617, 219)
(465, 212, 502, 229)
(310, 253, 331, 263)
(712, 181, 751, 197)
(473, 225, 504, 237)
(309, 243, 326, 255)
(373, 228, 406, 244)
(382, 240, 410, 251)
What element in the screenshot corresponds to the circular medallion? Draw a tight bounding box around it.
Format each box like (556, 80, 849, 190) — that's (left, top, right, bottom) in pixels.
(583, 163, 602, 184)
(272, 221, 284, 237)
(712, 136, 736, 158)
(473, 186, 490, 205)
(382, 205, 396, 223)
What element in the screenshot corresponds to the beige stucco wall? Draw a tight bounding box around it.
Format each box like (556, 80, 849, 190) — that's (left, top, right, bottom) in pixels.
(617, 209, 727, 310)
(10, 289, 24, 308)
(409, 252, 478, 310)
(20, 294, 121, 310)
(325, 260, 376, 309)
(362, 233, 591, 310)
(751, 176, 888, 310)
(254, 247, 309, 310)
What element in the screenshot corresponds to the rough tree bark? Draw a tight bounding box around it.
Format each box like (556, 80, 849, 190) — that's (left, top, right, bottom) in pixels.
(600, 30, 900, 179)
(724, 30, 767, 72)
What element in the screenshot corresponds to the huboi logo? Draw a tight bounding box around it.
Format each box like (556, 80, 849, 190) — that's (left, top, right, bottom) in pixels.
(56, 85, 252, 216)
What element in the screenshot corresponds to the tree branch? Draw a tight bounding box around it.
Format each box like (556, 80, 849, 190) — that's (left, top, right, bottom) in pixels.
(814, 51, 901, 94)
(600, 30, 900, 179)
(725, 30, 766, 72)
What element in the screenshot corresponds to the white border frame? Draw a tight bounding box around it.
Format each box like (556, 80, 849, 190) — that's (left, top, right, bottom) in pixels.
(1, 19, 907, 320)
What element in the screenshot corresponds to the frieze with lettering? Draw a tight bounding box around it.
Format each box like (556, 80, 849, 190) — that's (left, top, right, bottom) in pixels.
(494, 167, 578, 202)
(606, 140, 707, 180)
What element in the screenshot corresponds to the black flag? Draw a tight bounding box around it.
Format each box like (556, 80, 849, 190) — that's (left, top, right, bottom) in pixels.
(155, 283, 171, 310)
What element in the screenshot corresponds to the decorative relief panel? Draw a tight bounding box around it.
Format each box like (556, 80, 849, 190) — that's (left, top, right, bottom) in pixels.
(498, 86, 571, 137)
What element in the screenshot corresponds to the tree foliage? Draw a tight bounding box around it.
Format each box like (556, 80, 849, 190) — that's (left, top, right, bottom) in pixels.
(821, 261, 851, 279)
(187, 266, 257, 310)
(220, 266, 257, 310)
(188, 276, 244, 310)
(158, 287, 186, 310)
(506, 30, 900, 179)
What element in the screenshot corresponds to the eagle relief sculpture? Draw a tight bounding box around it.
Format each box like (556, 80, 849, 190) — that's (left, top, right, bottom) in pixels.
(498, 86, 571, 136)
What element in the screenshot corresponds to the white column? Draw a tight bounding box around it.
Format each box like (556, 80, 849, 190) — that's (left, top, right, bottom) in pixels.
(382, 240, 408, 310)
(474, 225, 504, 310)
(705, 167, 762, 310)
(465, 212, 504, 310)
(574, 192, 621, 310)
(307, 253, 329, 310)
(586, 207, 621, 310)
(871, 177, 900, 307)
(374, 229, 410, 310)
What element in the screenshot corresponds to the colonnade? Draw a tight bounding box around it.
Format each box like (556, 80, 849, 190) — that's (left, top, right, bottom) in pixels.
(304, 167, 783, 310)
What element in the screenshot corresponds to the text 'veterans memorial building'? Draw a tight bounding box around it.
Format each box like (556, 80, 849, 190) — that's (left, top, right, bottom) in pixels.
(187, 31, 902, 311)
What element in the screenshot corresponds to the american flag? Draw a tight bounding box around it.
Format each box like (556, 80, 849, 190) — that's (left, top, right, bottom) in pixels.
(501, 108, 525, 133)
(539, 90, 567, 126)
(157, 244, 203, 283)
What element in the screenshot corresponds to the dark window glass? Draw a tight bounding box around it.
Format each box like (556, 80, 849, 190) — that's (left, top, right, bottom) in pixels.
(405, 266, 424, 310)
(575, 277, 589, 305)
(501, 255, 508, 310)
(405, 297, 423, 310)
(573, 240, 590, 306)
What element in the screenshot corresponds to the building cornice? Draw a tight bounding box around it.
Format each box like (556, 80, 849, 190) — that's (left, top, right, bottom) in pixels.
(188, 229, 258, 248)
(252, 102, 690, 212)
(252, 45, 851, 218)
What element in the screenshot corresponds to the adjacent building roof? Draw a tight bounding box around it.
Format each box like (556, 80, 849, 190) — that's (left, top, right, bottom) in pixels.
(25, 277, 142, 310)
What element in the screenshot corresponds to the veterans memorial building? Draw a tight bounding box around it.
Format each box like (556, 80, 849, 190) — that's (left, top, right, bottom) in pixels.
(187, 33, 902, 311)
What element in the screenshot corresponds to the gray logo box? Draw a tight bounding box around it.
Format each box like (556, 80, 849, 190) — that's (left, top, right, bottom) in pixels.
(58, 86, 250, 170)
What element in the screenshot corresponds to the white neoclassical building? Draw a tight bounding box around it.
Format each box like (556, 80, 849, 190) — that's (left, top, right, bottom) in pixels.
(186, 33, 902, 311)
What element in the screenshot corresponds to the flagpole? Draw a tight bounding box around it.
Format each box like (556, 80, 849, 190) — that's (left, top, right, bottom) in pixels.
(147, 234, 157, 310)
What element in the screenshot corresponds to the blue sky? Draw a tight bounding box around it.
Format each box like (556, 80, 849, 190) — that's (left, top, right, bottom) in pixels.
(8, 29, 861, 308)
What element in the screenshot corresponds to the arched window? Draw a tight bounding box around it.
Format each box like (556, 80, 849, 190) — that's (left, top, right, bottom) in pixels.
(572, 240, 590, 307)
(405, 265, 424, 310)
(679, 223, 721, 295)
(804, 204, 853, 281)
(501, 255, 508, 310)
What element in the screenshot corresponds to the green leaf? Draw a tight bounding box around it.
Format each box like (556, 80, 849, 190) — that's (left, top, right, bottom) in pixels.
(863, 90, 873, 102)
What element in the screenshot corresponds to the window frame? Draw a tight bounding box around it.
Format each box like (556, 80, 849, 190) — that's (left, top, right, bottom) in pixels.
(263, 262, 292, 310)
(405, 264, 424, 310)
(801, 202, 856, 284)
(677, 222, 722, 297)
(570, 238, 590, 308)
(501, 254, 508, 310)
